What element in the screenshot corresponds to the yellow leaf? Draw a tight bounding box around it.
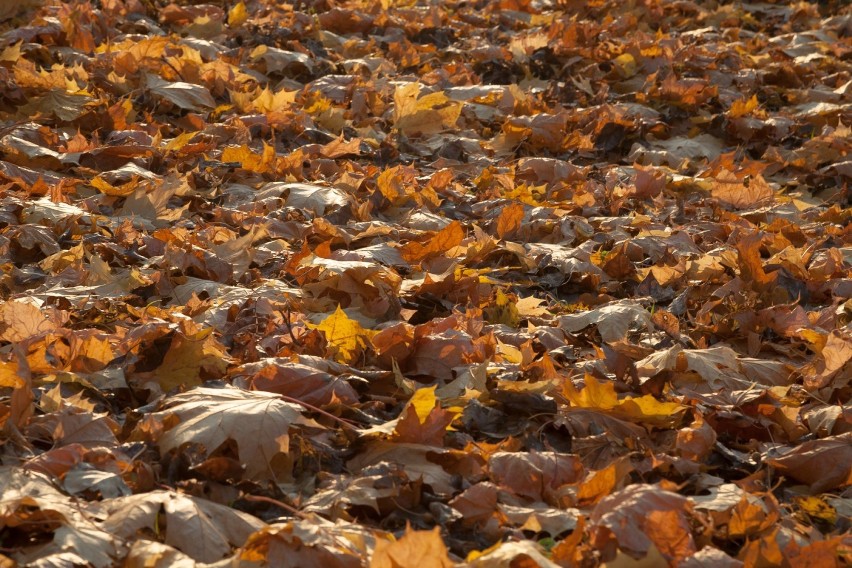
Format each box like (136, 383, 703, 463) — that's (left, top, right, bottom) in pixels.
(797, 328, 827, 354)
(613, 395, 688, 427)
(729, 94, 759, 118)
(90, 176, 137, 197)
(503, 183, 545, 206)
(515, 296, 549, 318)
(393, 82, 462, 137)
(562, 374, 618, 410)
(0, 41, 22, 63)
(310, 306, 376, 364)
(372, 526, 453, 568)
(228, 1, 248, 27)
(409, 386, 438, 424)
(486, 290, 520, 327)
(497, 340, 523, 364)
(164, 132, 196, 152)
(252, 86, 297, 113)
(221, 144, 276, 173)
(613, 53, 637, 78)
(0, 361, 24, 388)
(795, 496, 837, 524)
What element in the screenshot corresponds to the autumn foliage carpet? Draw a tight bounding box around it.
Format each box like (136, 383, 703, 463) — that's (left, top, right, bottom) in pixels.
(0, 0, 850, 565)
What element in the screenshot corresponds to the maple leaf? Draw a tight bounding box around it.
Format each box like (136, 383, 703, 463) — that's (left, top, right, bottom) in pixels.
(495, 202, 525, 239)
(5, 0, 851, 563)
(562, 375, 687, 427)
(393, 83, 463, 137)
(766, 433, 852, 492)
(402, 221, 465, 262)
(101, 490, 265, 563)
(238, 518, 375, 566)
(145, 74, 216, 111)
(558, 300, 653, 343)
(139, 325, 231, 391)
(485, 289, 521, 327)
(393, 386, 460, 445)
(489, 451, 584, 503)
(371, 526, 454, 568)
(710, 170, 774, 209)
(591, 484, 696, 564)
(149, 386, 319, 480)
(308, 306, 377, 364)
(0, 298, 62, 342)
(227, 1, 248, 27)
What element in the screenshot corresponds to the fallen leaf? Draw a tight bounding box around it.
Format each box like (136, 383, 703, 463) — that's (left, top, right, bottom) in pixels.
(309, 306, 376, 364)
(150, 386, 317, 479)
(766, 433, 852, 492)
(558, 300, 652, 343)
(101, 490, 265, 563)
(371, 526, 453, 568)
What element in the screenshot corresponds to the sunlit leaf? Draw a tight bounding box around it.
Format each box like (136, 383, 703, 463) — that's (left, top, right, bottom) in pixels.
(309, 306, 376, 364)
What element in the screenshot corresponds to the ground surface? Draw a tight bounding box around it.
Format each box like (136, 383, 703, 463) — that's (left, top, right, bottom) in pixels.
(0, 0, 850, 566)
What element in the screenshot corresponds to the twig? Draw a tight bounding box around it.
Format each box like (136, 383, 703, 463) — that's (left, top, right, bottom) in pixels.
(279, 394, 360, 431)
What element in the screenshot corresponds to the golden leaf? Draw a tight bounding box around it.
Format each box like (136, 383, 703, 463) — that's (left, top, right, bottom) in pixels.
(562, 374, 618, 410)
(227, 1, 248, 27)
(309, 306, 376, 364)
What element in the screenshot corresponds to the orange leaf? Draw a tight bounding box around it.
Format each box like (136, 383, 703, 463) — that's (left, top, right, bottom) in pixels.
(402, 221, 464, 262)
(711, 170, 773, 210)
(495, 202, 524, 239)
(393, 387, 458, 446)
(0, 299, 61, 342)
(371, 526, 453, 568)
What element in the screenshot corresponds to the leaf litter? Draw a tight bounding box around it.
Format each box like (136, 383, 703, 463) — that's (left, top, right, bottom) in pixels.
(0, 0, 850, 566)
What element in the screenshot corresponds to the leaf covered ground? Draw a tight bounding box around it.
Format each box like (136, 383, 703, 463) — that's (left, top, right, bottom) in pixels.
(0, 0, 850, 565)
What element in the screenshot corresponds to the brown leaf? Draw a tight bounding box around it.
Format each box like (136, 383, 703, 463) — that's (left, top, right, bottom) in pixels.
(590, 484, 695, 563)
(240, 360, 359, 407)
(489, 451, 584, 503)
(766, 433, 852, 492)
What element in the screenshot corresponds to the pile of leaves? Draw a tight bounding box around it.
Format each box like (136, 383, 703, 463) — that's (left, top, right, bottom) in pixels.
(0, 0, 850, 565)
